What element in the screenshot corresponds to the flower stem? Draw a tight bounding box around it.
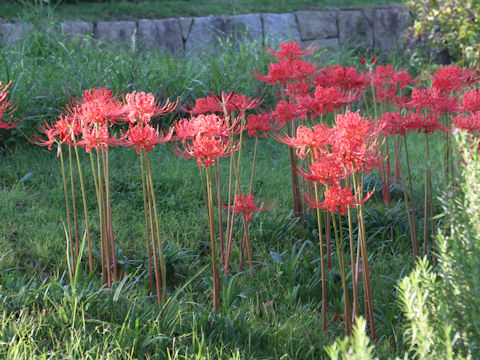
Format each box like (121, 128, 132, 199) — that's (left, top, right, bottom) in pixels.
(242, 216, 254, 277)
(332, 212, 352, 336)
(140, 152, 154, 295)
(74, 145, 93, 273)
(59, 145, 75, 279)
(68, 145, 80, 258)
(145, 151, 167, 305)
(314, 183, 327, 333)
(206, 166, 219, 310)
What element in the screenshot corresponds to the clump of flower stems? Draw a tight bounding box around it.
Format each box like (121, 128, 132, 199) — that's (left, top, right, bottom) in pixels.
(23, 42, 480, 338)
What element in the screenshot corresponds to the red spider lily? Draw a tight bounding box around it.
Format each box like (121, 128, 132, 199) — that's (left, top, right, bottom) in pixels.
(124, 124, 174, 154)
(306, 185, 373, 216)
(432, 65, 474, 94)
(371, 65, 412, 104)
(254, 58, 316, 86)
(297, 155, 349, 186)
(270, 99, 300, 126)
(175, 133, 238, 167)
(406, 87, 459, 115)
(332, 110, 384, 173)
(124, 91, 177, 124)
(285, 78, 311, 97)
(225, 93, 263, 114)
(189, 96, 223, 115)
(246, 112, 281, 138)
(297, 86, 361, 118)
(29, 121, 59, 150)
(232, 193, 271, 220)
(0, 80, 20, 129)
(268, 41, 313, 60)
(276, 123, 331, 159)
(315, 65, 370, 91)
(408, 113, 448, 134)
(78, 124, 111, 153)
(461, 88, 480, 113)
(381, 111, 416, 136)
(175, 113, 240, 141)
(0, 118, 21, 129)
(70, 87, 126, 126)
(453, 112, 480, 134)
(29, 115, 80, 149)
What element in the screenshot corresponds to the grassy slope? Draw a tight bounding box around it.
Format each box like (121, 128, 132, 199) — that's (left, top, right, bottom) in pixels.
(0, 29, 430, 359)
(0, 0, 401, 22)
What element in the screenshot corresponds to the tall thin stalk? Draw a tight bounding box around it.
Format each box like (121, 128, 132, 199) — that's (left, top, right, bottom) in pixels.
(59, 145, 75, 279)
(145, 151, 167, 305)
(140, 153, 154, 295)
(205, 166, 220, 310)
(353, 174, 376, 341)
(68, 145, 80, 257)
(313, 183, 327, 333)
(332, 212, 352, 336)
(74, 145, 93, 273)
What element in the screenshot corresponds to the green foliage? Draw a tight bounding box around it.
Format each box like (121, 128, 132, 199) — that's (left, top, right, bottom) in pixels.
(326, 318, 376, 360)
(404, 0, 480, 66)
(1, 0, 401, 22)
(327, 133, 480, 359)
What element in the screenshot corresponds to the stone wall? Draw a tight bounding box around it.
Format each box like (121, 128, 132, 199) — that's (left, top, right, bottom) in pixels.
(0, 5, 410, 55)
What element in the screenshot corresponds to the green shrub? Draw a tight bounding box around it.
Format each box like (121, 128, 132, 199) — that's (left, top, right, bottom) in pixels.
(404, 0, 480, 66)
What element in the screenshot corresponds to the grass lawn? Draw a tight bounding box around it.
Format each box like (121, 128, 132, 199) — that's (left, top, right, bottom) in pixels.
(0, 0, 401, 22)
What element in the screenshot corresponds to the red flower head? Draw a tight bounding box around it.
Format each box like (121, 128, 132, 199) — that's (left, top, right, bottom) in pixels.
(190, 95, 223, 115)
(0, 80, 20, 129)
(333, 110, 384, 173)
(297, 86, 361, 117)
(73, 87, 126, 126)
(175, 113, 239, 141)
(124, 124, 174, 154)
(246, 112, 280, 138)
(124, 91, 176, 124)
(277, 123, 331, 159)
(78, 123, 111, 153)
(461, 88, 480, 113)
(271, 99, 299, 126)
(432, 65, 472, 94)
(233, 193, 271, 221)
(453, 112, 480, 134)
(225, 93, 263, 115)
(407, 112, 448, 134)
(268, 41, 313, 60)
(254, 58, 315, 86)
(175, 133, 237, 167)
(407, 87, 459, 115)
(381, 111, 415, 136)
(316, 65, 370, 91)
(298, 155, 348, 186)
(307, 185, 373, 215)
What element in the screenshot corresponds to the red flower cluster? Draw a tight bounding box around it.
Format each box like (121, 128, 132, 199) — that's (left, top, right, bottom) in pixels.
(174, 113, 239, 167)
(0, 81, 20, 129)
(281, 110, 382, 213)
(33, 88, 176, 154)
(123, 91, 176, 154)
(232, 193, 270, 221)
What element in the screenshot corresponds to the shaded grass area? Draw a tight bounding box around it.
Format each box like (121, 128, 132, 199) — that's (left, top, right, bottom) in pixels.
(1, 0, 401, 22)
(0, 30, 431, 358)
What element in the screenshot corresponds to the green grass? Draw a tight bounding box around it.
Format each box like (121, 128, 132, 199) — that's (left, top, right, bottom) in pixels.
(1, 0, 401, 22)
(0, 28, 436, 359)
